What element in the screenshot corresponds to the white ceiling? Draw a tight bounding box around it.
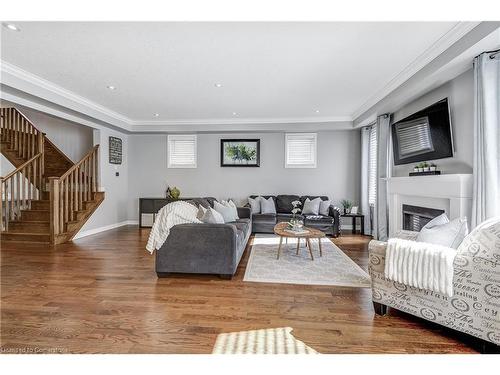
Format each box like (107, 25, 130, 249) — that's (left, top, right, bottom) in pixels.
(0, 22, 478, 129)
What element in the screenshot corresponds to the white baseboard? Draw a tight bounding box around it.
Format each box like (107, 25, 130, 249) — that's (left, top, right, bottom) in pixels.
(73, 220, 137, 240)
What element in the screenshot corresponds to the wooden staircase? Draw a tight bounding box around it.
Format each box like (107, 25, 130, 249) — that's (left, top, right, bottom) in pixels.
(1, 107, 104, 244)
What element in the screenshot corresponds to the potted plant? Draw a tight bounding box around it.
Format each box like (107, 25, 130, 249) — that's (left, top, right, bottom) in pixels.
(422, 162, 430, 172)
(413, 165, 419, 172)
(429, 163, 437, 172)
(167, 186, 181, 200)
(341, 199, 353, 214)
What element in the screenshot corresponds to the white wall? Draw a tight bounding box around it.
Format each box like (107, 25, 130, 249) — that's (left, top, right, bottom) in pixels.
(78, 127, 129, 234)
(391, 69, 474, 176)
(128, 130, 361, 222)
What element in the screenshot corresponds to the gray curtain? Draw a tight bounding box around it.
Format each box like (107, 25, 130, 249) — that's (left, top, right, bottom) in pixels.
(375, 114, 391, 241)
(360, 127, 372, 235)
(471, 51, 500, 228)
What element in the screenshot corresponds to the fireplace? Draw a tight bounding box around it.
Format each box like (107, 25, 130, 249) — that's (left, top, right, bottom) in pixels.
(402, 204, 445, 232)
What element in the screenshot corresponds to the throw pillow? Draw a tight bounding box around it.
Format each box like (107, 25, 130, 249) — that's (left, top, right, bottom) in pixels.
(201, 207, 225, 224)
(319, 200, 331, 216)
(302, 197, 322, 215)
(416, 217, 469, 249)
(196, 205, 207, 220)
(214, 201, 238, 222)
(248, 197, 261, 214)
(221, 200, 239, 220)
(423, 213, 450, 228)
(260, 197, 276, 214)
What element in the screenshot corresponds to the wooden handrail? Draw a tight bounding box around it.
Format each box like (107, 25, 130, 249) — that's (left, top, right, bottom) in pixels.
(3, 106, 43, 133)
(1, 153, 43, 180)
(59, 145, 99, 180)
(50, 145, 99, 238)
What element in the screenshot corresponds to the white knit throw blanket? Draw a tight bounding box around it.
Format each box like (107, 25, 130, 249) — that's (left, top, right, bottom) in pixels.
(384, 238, 457, 297)
(146, 201, 201, 253)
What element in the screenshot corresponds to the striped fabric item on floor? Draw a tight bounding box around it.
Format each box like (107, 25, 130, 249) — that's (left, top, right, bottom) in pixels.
(212, 327, 318, 354)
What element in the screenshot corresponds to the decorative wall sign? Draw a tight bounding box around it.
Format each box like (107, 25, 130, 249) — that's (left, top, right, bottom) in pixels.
(220, 139, 260, 167)
(109, 136, 122, 164)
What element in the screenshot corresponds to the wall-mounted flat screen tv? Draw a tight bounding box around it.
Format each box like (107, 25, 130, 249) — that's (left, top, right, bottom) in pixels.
(391, 98, 454, 165)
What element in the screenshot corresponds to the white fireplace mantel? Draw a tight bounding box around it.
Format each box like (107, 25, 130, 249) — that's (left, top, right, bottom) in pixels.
(387, 174, 473, 237)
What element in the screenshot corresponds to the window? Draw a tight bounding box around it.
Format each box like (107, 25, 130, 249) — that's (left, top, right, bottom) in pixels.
(285, 133, 317, 168)
(167, 135, 197, 168)
(368, 126, 377, 206)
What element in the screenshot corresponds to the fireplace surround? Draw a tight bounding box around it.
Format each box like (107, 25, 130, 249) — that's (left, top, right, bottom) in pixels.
(387, 174, 472, 237)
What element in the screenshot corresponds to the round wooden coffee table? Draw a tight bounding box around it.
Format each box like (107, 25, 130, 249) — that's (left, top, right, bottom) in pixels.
(273, 222, 326, 260)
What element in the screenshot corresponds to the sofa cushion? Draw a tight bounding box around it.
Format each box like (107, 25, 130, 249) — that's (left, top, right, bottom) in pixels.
(277, 213, 304, 223)
(304, 215, 333, 224)
(252, 213, 277, 225)
(276, 195, 301, 213)
(231, 218, 251, 235)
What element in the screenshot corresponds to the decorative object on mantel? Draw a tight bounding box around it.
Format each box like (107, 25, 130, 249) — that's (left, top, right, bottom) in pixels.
(166, 186, 181, 200)
(220, 139, 260, 167)
(109, 136, 122, 164)
(410, 162, 440, 176)
(340, 199, 353, 214)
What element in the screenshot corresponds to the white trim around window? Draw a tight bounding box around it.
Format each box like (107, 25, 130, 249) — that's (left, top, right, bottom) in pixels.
(167, 134, 197, 168)
(285, 133, 317, 168)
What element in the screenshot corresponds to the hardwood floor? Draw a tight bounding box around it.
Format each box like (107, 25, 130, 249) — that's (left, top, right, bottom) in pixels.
(0, 227, 480, 354)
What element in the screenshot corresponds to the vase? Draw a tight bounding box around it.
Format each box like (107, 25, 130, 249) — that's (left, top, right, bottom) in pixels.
(289, 219, 304, 231)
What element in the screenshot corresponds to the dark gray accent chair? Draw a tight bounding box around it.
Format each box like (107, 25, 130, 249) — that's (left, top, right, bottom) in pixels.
(155, 197, 251, 279)
(249, 194, 340, 237)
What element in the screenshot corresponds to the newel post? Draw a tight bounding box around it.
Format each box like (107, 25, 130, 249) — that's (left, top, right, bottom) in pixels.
(48, 177, 60, 243)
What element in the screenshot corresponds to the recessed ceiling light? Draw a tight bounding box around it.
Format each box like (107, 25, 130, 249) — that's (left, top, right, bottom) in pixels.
(106, 85, 116, 90)
(232, 112, 237, 116)
(215, 83, 223, 88)
(154, 113, 160, 117)
(315, 110, 320, 113)
(3, 23, 20, 32)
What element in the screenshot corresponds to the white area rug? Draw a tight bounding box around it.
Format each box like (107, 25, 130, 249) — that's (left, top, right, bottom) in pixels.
(243, 234, 371, 287)
(212, 327, 318, 354)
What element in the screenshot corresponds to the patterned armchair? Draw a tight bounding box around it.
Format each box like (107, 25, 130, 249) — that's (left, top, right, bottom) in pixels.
(368, 219, 500, 351)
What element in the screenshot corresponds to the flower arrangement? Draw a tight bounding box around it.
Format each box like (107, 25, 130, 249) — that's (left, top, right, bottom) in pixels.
(289, 200, 303, 230)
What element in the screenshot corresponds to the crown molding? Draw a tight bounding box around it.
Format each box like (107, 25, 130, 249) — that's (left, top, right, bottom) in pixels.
(351, 21, 481, 120)
(130, 115, 352, 126)
(1, 60, 133, 131)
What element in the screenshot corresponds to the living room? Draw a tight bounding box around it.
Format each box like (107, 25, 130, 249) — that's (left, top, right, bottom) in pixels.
(1, 1, 499, 373)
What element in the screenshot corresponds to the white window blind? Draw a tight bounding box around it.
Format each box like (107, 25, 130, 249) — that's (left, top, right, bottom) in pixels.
(368, 126, 377, 206)
(285, 133, 317, 168)
(167, 135, 197, 168)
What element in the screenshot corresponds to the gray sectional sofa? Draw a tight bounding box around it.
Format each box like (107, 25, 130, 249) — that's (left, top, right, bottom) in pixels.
(156, 197, 252, 279)
(249, 195, 340, 237)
